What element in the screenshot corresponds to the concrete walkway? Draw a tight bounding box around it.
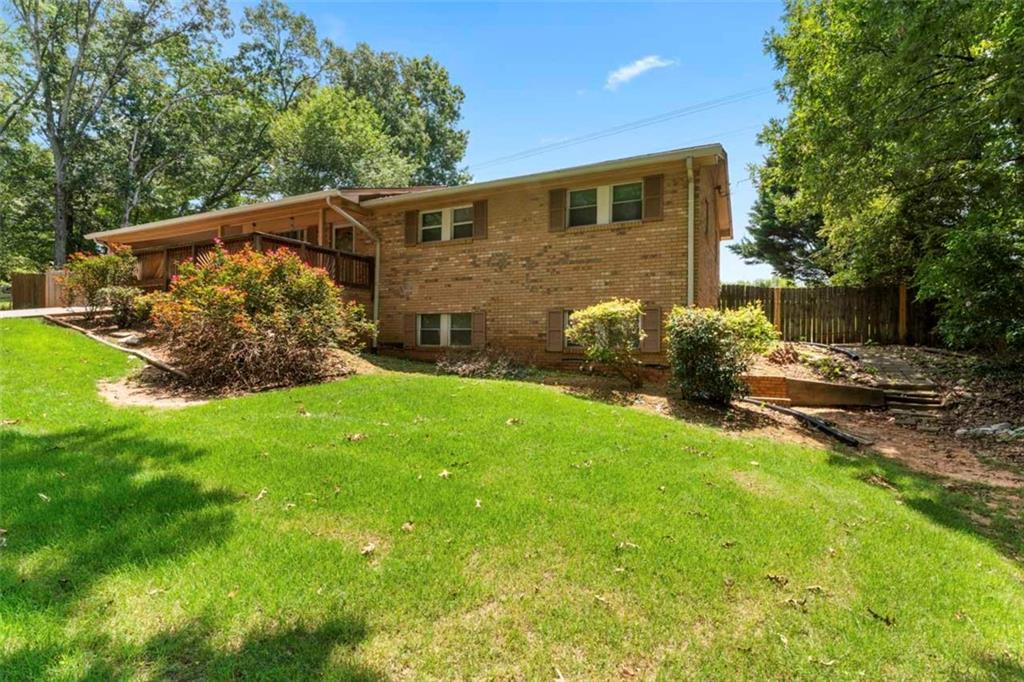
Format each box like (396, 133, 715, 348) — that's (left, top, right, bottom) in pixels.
(0, 306, 94, 319)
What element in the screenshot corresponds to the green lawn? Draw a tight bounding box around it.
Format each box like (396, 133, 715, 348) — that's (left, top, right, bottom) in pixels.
(1, 319, 1022, 680)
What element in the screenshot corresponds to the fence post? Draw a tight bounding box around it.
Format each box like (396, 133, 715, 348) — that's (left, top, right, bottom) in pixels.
(898, 283, 908, 344)
(773, 287, 782, 332)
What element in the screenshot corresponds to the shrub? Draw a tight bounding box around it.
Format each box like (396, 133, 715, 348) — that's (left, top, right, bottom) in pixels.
(101, 285, 144, 328)
(61, 246, 138, 318)
(722, 303, 779, 355)
(564, 298, 646, 387)
(436, 350, 527, 380)
(666, 306, 751, 405)
(150, 244, 375, 389)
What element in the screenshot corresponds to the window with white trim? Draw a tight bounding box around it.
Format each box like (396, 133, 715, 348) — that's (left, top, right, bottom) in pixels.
(563, 310, 582, 349)
(420, 206, 474, 242)
(418, 313, 472, 347)
(567, 180, 643, 228)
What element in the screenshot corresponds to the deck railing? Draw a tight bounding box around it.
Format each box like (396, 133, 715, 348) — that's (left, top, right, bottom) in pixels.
(132, 231, 374, 291)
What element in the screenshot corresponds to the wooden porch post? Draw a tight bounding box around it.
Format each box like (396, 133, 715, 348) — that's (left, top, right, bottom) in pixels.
(162, 248, 170, 289)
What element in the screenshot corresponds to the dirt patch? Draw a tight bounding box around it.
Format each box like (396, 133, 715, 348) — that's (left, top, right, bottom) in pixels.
(805, 407, 1024, 491)
(98, 369, 207, 409)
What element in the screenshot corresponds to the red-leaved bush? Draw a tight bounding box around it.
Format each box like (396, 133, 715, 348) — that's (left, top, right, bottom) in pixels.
(150, 243, 374, 389)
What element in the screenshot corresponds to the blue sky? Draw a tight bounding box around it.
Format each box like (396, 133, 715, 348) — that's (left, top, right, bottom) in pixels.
(247, 1, 789, 281)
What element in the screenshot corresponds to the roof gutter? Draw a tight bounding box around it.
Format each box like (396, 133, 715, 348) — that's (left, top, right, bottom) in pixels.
(325, 197, 381, 350)
(687, 156, 695, 307)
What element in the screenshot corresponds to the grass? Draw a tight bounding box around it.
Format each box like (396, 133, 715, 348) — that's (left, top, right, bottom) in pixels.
(1, 318, 1022, 680)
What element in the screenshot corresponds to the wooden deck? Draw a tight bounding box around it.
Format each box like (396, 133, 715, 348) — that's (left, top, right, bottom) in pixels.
(133, 232, 374, 291)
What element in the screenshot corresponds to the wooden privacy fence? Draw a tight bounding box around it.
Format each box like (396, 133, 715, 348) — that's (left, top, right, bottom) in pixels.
(719, 284, 936, 345)
(11, 270, 80, 309)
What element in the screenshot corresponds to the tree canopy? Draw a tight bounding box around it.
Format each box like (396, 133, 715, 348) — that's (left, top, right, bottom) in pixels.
(0, 0, 470, 275)
(748, 0, 1024, 349)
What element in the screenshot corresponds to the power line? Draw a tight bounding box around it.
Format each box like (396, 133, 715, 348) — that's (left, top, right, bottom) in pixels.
(468, 87, 773, 172)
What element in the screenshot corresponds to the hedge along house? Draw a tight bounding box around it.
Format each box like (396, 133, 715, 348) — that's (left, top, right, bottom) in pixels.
(85, 144, 733, 365)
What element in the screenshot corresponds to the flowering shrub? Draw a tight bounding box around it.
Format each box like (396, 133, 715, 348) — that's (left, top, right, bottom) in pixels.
(61, 246, 138, 320)
(666, 307, 750, 405)
(150, 244, 375, 389)
(564, 298, 646, 387)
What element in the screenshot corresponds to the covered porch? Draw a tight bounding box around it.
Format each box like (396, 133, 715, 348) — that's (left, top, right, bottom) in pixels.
(85, 190, 382, 309)
(132, 231, 374, 291)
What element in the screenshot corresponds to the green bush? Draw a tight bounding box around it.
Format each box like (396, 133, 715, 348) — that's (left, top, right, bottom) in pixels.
(666, 306, 751, 405)
(564, 298, 646, 387)
(150, 244, 375, 389)
(722, 303, 779, 355)
(61, 246, 138, 319)
(101, 285, 144, 329)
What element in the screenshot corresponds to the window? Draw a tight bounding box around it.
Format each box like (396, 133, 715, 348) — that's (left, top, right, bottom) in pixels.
(449, 313, 472, 346)
(333, 225, 354, 252)
(420, 206, 473, 243)
(418, 314, 442, 346)
(420, 211, 443, 243)
(418, 313, 473, 347)
(452, 206, 474, 240)
(566, 181, 644, 228)
(611, 182, 643, 222)
(568, 189, 598, 227)
(279, 229, 305, 241)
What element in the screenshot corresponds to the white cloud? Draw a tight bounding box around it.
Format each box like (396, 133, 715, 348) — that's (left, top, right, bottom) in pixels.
(604, 55, 677, 91)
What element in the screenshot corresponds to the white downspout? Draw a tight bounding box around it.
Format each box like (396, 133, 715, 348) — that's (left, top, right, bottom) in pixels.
(325, 196, 381, 350)
(687, 156, 695, 307)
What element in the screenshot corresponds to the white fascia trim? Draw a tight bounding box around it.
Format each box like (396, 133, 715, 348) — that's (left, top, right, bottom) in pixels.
(363, 144, 726, 209)
(84, 190, 348, 241)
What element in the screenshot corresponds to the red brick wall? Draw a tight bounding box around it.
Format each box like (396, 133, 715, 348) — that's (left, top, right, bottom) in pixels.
(359, 158, 725, 363)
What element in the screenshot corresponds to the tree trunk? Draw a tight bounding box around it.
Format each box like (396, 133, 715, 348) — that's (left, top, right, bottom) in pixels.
(52, 148, 69, 267)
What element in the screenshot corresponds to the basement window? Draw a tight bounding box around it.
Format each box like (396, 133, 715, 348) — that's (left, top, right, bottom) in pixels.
(418, 313, 472, 347)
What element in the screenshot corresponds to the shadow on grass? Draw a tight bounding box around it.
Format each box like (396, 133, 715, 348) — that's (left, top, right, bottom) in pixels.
(825, 448, 1023, 565)
(0, 424, 237, 612)
(4, 614, 384, 681)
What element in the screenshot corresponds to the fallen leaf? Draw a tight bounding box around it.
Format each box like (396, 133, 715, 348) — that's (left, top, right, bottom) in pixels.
(227, 589, 238, 599)
(346, 433, 367, 442)
(147, 587, 166, 596)
(360, 542, 376, 557)
(1, 418, 20, 426)
(401, 521, 415, 533)
(254, 488, 268, 501)
(721, 540, 736, 549)
(749, 461, 760, 467)
(284, 502, 296, 510)
(766, 573, 789, 588)
(806, 585, 826, 594)
(475, 499, 482, 509)
(616, 541, 640, 551)
(506, 418, 522, 426)
(438, 469, 451, 479)
(38, 493, 50, 502)
(298, 405, 311, 417)
(554, 667, 567, 682)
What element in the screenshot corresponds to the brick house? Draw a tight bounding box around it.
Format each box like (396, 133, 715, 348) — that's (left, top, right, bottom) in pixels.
(85, 144, 733, 365)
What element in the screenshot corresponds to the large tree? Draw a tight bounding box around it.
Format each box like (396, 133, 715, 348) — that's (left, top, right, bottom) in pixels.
(329, 43, 469, 186)
(5, 0, 228, 265)
(755, 0, 1024, 348)
(730, 147, 829, 284)
(269, 85, 413, 195)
